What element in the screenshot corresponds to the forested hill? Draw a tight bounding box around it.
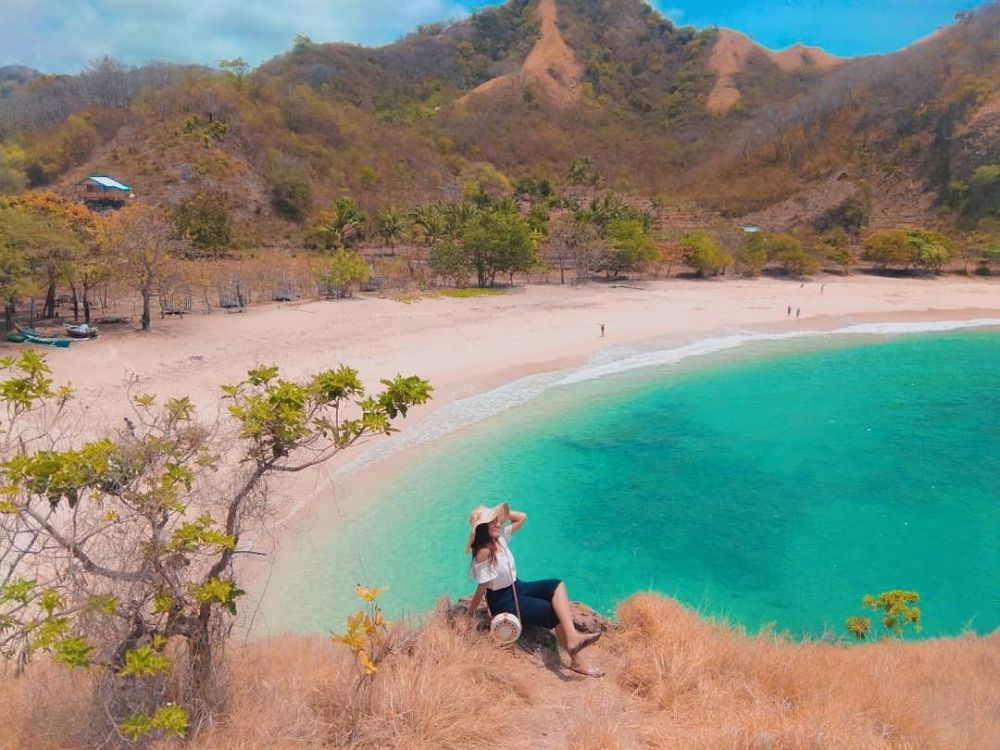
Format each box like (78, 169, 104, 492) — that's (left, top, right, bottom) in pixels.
(0, 0, 997, 242)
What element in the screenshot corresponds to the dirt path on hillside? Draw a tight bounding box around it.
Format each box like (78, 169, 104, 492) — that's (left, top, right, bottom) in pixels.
(460, 0, 581, 107)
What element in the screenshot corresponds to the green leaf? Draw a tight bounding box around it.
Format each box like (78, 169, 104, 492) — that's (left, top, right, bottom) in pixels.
(151, 704, 189, 738)
(86, 593, 119, 615)
(39, 588, 61, 613)
(0, 351, 56, 410)
(164, 396, 195, 422)
(119, 713, 153, 741)
(0, 577, 36, 604)
(163, 463, 194, 491)
(133, 393, 156, 408)
(118, 646, 171, 677)
(845, 615, 871, 640)
(32, 616, 69, 649)
(193, 578, 244, 615)
(246, 365, 279, 385)
(167, 514, 234, 553)
(153, 590, 174, 614)
(52, 636, 93, 668)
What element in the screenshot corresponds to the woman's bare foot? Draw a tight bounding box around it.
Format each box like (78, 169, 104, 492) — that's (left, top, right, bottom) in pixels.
(568, 629, 602, 656)
(567, 659, 605, 678)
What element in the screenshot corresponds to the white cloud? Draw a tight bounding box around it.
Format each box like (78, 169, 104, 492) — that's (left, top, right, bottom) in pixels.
(0, 0, 475, 73)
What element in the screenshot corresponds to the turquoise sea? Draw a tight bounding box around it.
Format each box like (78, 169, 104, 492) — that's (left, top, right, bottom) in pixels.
(258, 326, 1000, 639)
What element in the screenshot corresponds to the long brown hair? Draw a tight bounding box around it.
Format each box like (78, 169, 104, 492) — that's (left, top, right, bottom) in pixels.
(470, 522, 498, 566)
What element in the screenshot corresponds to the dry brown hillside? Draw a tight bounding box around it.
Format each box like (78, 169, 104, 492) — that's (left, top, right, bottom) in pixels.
(0, 0, 997, 234)
(3, 595, 996, 749)
(461, 0, 582, 107)
(707, 28, 842, 112)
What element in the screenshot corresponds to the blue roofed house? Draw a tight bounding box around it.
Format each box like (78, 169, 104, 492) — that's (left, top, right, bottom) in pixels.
(77, 175, 133, 211)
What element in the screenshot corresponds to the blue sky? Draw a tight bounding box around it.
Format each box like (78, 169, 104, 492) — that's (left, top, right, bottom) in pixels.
(0, 0, 986, 74)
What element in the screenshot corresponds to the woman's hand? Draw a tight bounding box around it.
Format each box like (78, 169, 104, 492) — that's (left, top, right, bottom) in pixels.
(508, 507, 527, 534)
(464, 583, 486, 630)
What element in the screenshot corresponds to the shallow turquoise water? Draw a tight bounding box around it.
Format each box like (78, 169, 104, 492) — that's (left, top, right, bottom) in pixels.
(260, 330, 999, 639)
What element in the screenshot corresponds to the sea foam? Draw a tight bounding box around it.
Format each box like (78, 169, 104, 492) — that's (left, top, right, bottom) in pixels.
(330, 318, 1000, 481)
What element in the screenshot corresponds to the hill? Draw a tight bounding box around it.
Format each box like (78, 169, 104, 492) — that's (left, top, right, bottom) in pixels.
(0, 0, 997, 241)
(706, 28, 842, 113)
(0, 65, 40, 87)
(3, 595, 998, 748)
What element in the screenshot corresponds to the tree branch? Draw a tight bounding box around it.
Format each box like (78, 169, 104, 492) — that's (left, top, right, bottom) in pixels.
(20, 505, 152, 583)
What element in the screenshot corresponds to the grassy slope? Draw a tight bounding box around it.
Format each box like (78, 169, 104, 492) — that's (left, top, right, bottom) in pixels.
(3, 594, 997, 748)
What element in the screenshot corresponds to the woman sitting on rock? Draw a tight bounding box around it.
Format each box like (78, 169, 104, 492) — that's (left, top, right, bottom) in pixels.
(464, 502, 603, 677)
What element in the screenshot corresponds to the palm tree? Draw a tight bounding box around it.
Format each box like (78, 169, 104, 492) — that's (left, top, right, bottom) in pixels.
(440, 201, 479, 238)
(330, 197, 368, 249)
(377, 208, 406, 254)
(409, 204, 447, 247)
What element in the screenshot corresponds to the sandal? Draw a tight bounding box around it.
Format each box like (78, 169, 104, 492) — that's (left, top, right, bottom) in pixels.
(568, 630, 602, 656)
(568, 663, 605, 678)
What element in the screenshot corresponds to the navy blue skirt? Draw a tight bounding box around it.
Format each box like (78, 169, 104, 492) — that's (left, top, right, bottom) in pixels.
(485, 578, 561, 629)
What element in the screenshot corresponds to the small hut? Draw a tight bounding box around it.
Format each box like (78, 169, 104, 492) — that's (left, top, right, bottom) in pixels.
(271, 271, 301, 302)
(77, 175, 133, 211)
(160, 288, 193, 316)
(359, 274, 384, 293)
(219, 273, 248, 310)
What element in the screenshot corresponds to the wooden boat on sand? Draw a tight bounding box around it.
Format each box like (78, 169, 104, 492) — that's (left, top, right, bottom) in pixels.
(21, 329, 72, 348)
(63, 323, 99, 338)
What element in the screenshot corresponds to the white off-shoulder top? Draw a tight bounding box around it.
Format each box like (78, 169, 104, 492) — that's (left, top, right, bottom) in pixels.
(469, 524, 517, 591)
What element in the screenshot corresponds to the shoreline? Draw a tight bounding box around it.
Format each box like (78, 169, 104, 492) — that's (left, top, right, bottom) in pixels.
(262, 305, 1000, 531)
(246, 312, 1000, 638)
(22, 275, 1000, 629)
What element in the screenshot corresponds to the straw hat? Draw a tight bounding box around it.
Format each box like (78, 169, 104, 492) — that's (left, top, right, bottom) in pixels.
(465, 502, 509, 551)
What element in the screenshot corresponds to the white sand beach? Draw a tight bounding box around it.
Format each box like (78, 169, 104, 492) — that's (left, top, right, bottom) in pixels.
(38, 275, 996, 425)
(36, 276, 999, 526)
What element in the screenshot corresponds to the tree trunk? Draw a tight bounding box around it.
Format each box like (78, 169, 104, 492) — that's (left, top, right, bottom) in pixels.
(83, 287, 91, 324)
(4, 301, 14, 332)
(141, 288, 152, 331)
(189, 616, 215, 699)
(44, 276, 57, 319)
(186, 609, 223, 723)
(70, 284, 80, 322)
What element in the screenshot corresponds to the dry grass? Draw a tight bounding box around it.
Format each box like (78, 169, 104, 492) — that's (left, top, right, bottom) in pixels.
(612, 595, 1000, 749)
(1, 594, 997, 749)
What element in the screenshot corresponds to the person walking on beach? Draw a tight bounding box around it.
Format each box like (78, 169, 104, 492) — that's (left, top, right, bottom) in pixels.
(787, 305, 792, 317)
(464, 503, 603, 677)
(821, 283, 826, 295)
(796, 307, 801, 318)
(600, 323, 605, 337)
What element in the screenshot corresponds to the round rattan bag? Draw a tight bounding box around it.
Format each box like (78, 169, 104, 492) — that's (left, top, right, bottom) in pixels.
(490, 612, 522, 645)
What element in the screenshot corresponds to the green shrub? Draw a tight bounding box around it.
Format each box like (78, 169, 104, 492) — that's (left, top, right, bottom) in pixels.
(682, 231, 730, 276)
(270, 169, 313, 222)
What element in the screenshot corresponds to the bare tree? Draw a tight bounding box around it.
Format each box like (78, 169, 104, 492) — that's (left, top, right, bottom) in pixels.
(80, 56, 134, 109)
(101, 205, 184, 331)
(543, 214, 600, 284)
(0, 353, 431, 741)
